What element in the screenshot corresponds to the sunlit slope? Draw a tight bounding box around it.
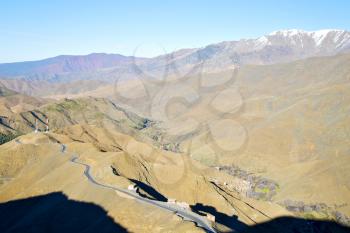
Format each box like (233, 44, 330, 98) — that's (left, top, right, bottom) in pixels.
(0, 128, 292, 232)
(0, 85, 47, 115)
(0, 133, 203, 233)
(0, 96, 166, 147)
(101, 53, 350, 219)
(1, 53, 349, 229)
(187, 54, 350, 214)
(0, 85, 48, 135)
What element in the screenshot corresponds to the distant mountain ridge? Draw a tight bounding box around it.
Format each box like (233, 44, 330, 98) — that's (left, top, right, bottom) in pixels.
(0, 53, 142, 77)
(0, 29, 349, 82)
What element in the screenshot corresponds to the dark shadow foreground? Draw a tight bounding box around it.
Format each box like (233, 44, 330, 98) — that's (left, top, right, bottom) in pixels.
(0, 192, 128, 233)
(3, 192, 348, 233)
(243, 217, 350, 233)
(191, 203, 350, 233)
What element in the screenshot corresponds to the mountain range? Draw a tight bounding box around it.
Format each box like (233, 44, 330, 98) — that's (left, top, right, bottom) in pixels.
(0, 29, 349, 83)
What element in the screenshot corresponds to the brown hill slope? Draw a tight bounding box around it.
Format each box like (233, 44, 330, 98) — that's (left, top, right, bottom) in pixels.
(0, 96, 183, 155)
(97, 53, 350, 224)
(1, 53, 350, 230)
(0, 132, 204, 232)
(0, 85, 48, 139)
(0, 127, 294, 232)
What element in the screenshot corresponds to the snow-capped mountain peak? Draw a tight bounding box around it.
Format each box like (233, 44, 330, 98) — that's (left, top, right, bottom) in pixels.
(267, 29, 349, 47)
(269, 29, 307, 36)
(194, 28, 350, 69)
(269, 29, 344, 37)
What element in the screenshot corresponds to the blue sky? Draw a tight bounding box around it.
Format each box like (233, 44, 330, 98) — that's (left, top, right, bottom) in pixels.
(0, 0, 349, 63)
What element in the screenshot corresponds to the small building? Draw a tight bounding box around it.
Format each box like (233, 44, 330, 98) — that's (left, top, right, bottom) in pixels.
(177, 201, 190, 209)
(168, 198, 176, 204)
(128, 184, 138, 192)
(206, 213, 215, 222)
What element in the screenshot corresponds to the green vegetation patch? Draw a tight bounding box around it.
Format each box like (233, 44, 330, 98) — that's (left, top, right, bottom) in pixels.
(44, 99, 87, 113)
(255, 186, 270, 194)
(58, 99, 86, 111)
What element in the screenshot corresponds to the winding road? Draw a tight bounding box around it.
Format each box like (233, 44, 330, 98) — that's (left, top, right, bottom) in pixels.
(60, 142, 216, 232)
(14, 137, 216, 232)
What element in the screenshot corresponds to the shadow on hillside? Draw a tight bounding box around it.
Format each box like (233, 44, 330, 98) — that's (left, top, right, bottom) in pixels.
(0, 192, 128, 233)
(243, 217, 350, 233)
(191, 203, 248, 231)
(130, 178, 168, 202)
(191, 203, 350, 233)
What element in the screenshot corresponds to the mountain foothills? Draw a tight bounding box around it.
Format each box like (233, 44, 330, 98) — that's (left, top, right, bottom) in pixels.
(1, 29, 350, 232)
